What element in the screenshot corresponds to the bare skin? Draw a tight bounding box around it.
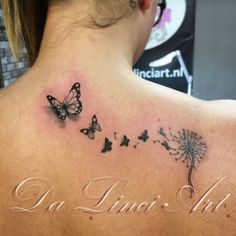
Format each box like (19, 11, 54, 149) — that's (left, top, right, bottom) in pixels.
(0, 0, 236, 235)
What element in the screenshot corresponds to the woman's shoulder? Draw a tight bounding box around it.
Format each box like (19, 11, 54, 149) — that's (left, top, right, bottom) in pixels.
(202, 99, 236, 138)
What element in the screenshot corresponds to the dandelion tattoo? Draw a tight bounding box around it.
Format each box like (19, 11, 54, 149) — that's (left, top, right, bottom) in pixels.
(47, 82, 82, 120)
(156, 128, 207, 197)
(171, 129, 207, 197)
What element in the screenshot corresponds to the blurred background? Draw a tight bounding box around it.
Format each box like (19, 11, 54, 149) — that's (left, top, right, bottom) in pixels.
(194, 0, 236, 100)
(0, 0, 235, 100)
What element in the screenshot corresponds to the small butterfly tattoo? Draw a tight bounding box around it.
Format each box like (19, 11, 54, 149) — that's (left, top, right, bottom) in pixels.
(80, 115, 102, 140)
(101, 137, 113, 153)
(138, 130, 149, 142)
(47, 82, 82, 120)
(120, 135, 130, 147)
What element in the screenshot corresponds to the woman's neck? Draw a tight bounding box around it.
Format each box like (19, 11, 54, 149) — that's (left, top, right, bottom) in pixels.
(32, 7, 141, 84)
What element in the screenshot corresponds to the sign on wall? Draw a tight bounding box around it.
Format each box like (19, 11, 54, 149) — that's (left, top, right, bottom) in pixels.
(134, 0, 196, 95)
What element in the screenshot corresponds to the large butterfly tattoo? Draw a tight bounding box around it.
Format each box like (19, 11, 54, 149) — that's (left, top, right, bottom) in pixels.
(80, 115, 102, 140)
(47, 83, 82, 120)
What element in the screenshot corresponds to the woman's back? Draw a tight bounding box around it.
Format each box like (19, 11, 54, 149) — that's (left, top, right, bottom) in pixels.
(0, 0, 236, 235)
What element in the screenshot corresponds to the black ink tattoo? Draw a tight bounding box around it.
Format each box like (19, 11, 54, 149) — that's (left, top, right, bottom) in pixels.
(156, 128, 207, 198)
(169, 127, 174, 137)
(138, 130, 149, 142)
(153, 140, 160, 144)
(114, 132, 118, 140)
(133, 142, 140, 149)
(80, 115, 102, 140)
(129, 0, 137, 9)
(161, 140, 176, 152)
(101, 137, 113, 153)
(153, 139, 176, 153)
(47, 82, 82, 120)
(159, 128, 170, 141)
(120, 135, 130, 147)
(172, 129, 207, 197)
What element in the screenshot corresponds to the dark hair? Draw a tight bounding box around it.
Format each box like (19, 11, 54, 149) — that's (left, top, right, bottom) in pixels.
(1, 0, 48, 64)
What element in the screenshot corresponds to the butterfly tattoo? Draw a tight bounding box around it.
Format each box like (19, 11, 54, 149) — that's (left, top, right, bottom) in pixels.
(120, 135, 130, 147)
(80, 115, 102, 140)
(101, 137, 113, 153)
(138, 130, 149, 142)
(47, 82, 82, 120)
